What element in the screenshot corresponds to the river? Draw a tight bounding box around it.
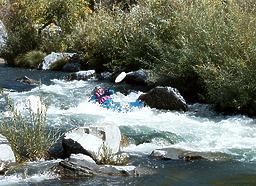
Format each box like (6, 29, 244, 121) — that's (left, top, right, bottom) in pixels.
(0, 65, 256, 185)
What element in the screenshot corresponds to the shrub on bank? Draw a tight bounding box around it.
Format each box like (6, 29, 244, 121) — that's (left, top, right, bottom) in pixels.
(176, 0, 256, 114)
(14, 50, 46, 69)
(71, 0, 181, 72)
(0, 0, 92, 63)
(138, 0, 256, 114)
(0, 0, 42, 65)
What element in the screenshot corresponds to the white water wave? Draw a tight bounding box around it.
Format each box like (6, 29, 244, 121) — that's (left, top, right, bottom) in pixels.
(2, 80, 256, 161)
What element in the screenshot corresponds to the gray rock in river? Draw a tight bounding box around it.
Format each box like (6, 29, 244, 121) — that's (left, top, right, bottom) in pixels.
(16, 76, 39, 85)
(65, 70, 96, 81)
(150, 148, 233, 161)
(124, 69, 150, 85)
(62, 62, 81, 72)
(54, 153, 138, 178)
(138, 86, 188, 111)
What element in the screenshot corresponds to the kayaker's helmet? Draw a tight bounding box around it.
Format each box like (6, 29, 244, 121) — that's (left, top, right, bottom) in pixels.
(94, 86, 105, 98)
(94, 86, 101, 91)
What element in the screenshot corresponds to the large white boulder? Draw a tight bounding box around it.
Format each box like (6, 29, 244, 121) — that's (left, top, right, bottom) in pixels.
(0, 134, 16, 172)
(63, 123, 121, 160)
(41, 52, 76, 70)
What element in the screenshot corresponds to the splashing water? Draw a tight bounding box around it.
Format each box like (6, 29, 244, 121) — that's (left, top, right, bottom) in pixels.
(1, 79, 255, 163)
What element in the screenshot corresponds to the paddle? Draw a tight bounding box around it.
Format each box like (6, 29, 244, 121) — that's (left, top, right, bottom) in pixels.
(115, 72, 126, 83)
(111, 72, 126, 95)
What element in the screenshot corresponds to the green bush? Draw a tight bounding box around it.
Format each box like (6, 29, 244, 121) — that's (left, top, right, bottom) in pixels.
(71, 0, 181, 72)
(141, 0, 256, 113)
(0, 26, 40, 66)
(0, 0, 43, 64)
(196, 60, 256, 115)
(14, 50, 46, 69)
(0, 0, 92, 64)
(177, 0, 256, 113)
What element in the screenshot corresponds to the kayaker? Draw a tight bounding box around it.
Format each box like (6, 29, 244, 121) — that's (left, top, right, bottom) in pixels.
(90, 86, 115, 109)
(89, 72, 144, 111)
(90, 86, 144, 111)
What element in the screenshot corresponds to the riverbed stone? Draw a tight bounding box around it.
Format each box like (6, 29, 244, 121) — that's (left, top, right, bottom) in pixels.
(138, 86, 188, 111)
(150, 148, 232, 161)
(0, 58, 5, 64)
(54, 153, 137, 178)
(99, 71, 113, 81)
(16, 76, 39, 85)
(61, 54, 83, 72)
(65, 70, 96, 81)
(62, 62, 81, 72)
(62, 123, 122, 161)
(124, 69, 149, 85)
(0, 134, 16, 173)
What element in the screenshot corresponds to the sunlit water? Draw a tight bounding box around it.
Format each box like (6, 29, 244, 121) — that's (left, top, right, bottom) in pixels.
(0, 67, 256, 185)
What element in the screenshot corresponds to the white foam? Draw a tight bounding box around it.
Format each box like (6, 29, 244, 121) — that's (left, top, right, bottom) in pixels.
(0, 172, 58, 185)
(2, 80, 256, 161)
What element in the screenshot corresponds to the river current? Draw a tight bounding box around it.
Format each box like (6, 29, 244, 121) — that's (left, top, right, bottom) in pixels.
(0, 66, 256, 185)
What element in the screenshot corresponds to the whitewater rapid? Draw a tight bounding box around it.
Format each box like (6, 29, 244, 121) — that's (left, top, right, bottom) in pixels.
(1, 79, 256, 162)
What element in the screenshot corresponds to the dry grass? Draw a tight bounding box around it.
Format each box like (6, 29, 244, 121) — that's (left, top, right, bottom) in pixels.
(96, 143, 129, 165)
(0, 95, 59, 162)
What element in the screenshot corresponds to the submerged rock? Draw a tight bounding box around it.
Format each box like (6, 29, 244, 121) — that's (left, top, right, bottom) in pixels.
(0, 134, 16, 174)
(5, 159, 60, 177)
(62, 123, 122, 161)
(54, 153, 137, 178)
(150, 148, 232, 161)
(138, 86, 188, 111)
(16, 76, 39, 85)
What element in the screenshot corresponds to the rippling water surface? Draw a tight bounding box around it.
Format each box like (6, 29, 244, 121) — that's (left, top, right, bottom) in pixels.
(0, 66, 256, 185)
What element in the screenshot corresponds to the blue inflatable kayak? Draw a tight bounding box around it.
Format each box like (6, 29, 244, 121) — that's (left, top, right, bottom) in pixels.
(101, 99, 144, 111)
